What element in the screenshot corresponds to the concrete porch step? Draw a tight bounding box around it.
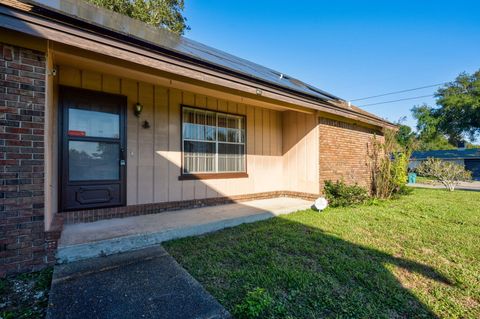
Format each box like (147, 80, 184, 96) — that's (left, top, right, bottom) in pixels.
(57, 197, 312, 263)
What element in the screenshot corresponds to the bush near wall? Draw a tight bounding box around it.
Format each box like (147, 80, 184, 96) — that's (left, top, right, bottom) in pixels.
(323, 180, 370, 207)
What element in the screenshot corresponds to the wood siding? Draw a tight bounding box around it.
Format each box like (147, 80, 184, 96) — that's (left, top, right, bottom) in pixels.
(282, 111, 320, 194)
(57, 65, 301, 206)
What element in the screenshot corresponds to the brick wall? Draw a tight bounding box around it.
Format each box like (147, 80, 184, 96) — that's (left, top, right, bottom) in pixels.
(319, 117, 383, 190)
(0, 43, 57, 277)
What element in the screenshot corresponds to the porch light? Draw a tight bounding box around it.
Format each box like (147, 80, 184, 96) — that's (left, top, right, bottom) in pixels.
(134, 102, 143, 117)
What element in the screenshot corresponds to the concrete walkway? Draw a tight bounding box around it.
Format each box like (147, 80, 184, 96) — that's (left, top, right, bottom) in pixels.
(58, 197, 312, 263)
(47, 246, 230, 319)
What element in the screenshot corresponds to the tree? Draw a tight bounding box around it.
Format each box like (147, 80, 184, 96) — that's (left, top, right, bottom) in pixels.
(418, 136, 456, 151)
(416, 158, 472, 191)
(412, 70, 480, 146)
(87, 0, 189, 35)
(395, 124, 416, 149)
(435, 70, 480, 142)
(411, 104, 456, 150)
(411, 104, 440, 141)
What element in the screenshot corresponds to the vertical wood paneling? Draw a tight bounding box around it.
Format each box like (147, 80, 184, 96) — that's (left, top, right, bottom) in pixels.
(237, 103, 246, 115)
(168, 89, 182, 201)
(270, 110, 278, 156)
(297, 113, 307, 190)
(246, 105, 255, 156)
(217, 99, 228, 113)
(206, 96, 217, 111)
(102, 74, 121, 94)
(305, 114, 316, 184)
(154, 86, 169, 202)
(276, 112, 282, 156)
(246, 105, 255, 192)
(137, 82, 154, 204)
(58, 65, 81, 87)
(281, 111, 320, 193)
(81, 70, 101, 91)
(227, 101, 237, 114)
(181, 91, 195, 200)
(263, 110, 270, 156)
(254, 108, 264, 191)
(230, 102, 249, 195)
(56, 65, 325, 205)
(122, 78, 138, 205)
(254, 108, 263, 155)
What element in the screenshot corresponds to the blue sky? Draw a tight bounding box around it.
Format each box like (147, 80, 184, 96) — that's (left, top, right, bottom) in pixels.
(184, 0, 480, 129)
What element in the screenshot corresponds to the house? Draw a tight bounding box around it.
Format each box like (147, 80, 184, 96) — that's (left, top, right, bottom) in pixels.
(0, 0, 395, 276)
(410, 149, 480, 180)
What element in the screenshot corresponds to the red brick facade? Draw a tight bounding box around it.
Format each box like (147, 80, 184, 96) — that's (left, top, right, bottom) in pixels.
(319, 118, 383, 190)
(0, 43, 58, 277)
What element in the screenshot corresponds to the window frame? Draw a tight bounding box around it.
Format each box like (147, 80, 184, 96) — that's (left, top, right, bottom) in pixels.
(179, 105, 248, 180)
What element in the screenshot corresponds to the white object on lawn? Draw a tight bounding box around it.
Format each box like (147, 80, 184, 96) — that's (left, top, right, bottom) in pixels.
(313, 197, 328, 211)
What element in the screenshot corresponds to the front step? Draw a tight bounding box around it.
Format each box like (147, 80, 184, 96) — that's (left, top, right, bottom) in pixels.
(57, 197, 312, 263)
(47, 246, 231, 319)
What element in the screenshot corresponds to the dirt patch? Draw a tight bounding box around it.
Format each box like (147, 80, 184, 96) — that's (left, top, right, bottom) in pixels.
(0, 268, 53, 319)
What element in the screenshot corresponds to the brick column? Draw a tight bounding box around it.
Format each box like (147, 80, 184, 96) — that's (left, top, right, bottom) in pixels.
(0, 43, 51, 276)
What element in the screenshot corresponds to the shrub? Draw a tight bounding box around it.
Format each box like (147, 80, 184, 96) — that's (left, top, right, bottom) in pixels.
(324, 180, 370, 207)
(233, 287, 273, 319)
(368, 130, 411, 199)
(416, 158, 471, 191)
(391, 152, 409, 188)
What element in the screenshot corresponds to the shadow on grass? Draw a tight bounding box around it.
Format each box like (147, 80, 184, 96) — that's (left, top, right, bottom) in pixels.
(166, 215, 453, 318)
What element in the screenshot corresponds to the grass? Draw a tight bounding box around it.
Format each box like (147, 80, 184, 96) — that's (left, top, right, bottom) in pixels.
(0, 268, 53, 319)
(415, 176, 439, 185)
(165, 188, 480, 318)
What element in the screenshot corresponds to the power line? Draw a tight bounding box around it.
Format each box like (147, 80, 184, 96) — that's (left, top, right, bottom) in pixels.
(350, 82, 446, 102)
(358, 94, 434, 107)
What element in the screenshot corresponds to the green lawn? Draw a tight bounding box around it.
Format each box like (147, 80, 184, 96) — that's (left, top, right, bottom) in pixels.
(415, 176, 439, 185)
(165, 188, 480, 318)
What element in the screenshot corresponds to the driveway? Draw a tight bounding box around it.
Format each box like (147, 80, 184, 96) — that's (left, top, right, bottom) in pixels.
(408, 181, 480, 191)
(46, 246, 230, 319)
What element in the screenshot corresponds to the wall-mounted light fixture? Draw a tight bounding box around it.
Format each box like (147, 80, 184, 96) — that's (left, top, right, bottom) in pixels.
(134, 102, 143, 117)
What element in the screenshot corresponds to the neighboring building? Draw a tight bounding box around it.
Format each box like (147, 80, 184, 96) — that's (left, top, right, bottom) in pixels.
(410, 149, 480, 180)
(0, 0, 395, 276)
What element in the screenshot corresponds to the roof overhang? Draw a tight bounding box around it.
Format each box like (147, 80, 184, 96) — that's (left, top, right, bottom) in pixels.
(0, 0, 397, 129)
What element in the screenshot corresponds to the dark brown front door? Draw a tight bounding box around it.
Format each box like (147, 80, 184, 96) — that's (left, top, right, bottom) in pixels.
(60, 86, 127, 211)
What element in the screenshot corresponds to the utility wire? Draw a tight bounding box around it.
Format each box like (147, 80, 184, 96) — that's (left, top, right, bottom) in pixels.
(358, 94, 434, 108)
(350, 82, 446, 102)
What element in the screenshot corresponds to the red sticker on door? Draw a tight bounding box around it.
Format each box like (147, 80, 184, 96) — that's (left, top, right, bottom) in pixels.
(68, 130, 86, 136)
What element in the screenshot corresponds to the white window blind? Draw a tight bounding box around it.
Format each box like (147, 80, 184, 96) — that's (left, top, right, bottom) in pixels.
(182, 107, 246, 174)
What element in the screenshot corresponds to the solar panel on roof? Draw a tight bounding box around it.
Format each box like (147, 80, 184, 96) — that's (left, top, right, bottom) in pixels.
(28, 0, 341, 102)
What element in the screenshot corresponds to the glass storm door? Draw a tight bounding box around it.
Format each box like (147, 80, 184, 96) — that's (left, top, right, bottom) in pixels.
(60, 87, 126, 211)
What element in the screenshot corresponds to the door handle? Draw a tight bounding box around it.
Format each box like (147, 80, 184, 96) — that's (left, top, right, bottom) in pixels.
(120, 148, 126, 166)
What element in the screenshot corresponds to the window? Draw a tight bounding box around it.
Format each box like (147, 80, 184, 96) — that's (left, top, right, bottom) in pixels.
(182, 106, 246, 175)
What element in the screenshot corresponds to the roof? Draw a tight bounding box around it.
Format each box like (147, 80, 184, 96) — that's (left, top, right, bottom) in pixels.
(2, 0, 394, 127)
(411, 149, 480, 160)
(24, 0, 340, 101)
